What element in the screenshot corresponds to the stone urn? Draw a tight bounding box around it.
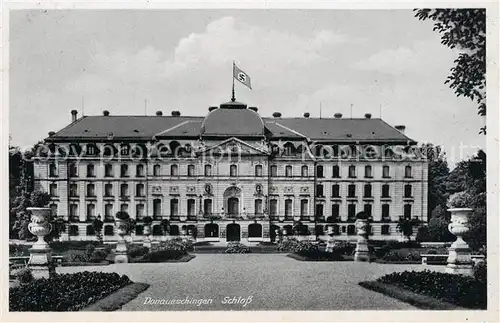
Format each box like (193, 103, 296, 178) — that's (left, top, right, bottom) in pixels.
(26, 207, 55, 279)
(114, 219, 129, 263)
(446, 208, 474, 275)
(354, 218, 370, 262)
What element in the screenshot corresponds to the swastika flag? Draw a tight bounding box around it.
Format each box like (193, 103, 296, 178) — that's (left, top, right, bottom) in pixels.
(233, 63, 252, 90)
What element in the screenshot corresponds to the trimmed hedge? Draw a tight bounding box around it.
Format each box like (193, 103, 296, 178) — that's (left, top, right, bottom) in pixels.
(295, 249, 344, 261)
(376, 270, 486, 309)
(225, 242, 251, 254)
(9, 271, 132, 311)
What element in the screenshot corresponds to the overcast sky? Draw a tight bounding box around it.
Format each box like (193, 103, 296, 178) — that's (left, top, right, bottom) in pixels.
(9, 9, 485, 167)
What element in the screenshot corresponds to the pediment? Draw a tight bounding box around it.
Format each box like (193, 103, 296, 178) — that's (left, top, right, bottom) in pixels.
(199, 137, 269, 156)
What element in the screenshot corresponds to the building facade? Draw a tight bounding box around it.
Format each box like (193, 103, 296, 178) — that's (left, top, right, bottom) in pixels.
(35, 99, 428, 243)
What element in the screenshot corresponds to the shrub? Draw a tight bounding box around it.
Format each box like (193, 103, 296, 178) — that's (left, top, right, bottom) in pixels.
(140, 249, 186, 262)
(331, 241, 355, 255)
(447, 191, 474, 209)
(90, 249, 109, 263)
(16, 268, 34, 285)
(295, 249, 343, 261)
(382, 250, 421, 262)
(225, 242, 251, 254)
(473, 261, 487, 283)
(10, 271, 131, 311)
(66, 250, 88, 263)
(377, 270, 486, 309)
(128, 245, 149, 259)
(276, 238, 301, 252)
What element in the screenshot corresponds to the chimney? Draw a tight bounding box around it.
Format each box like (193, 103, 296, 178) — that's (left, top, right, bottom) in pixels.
(395, 125, 406, 133)
(208, 106, 217, 112)
(48, 131, 55, 137)
(303, 112, 310, 118)
(272, 112, 282, 118)
(71, 110, 78, 122)
(156, 110, 163, 116)
(249, 107, 258, 112)
(103, 110, 110, 116)
(171, 111, 181, 116)
(364, 113, 372, 119)
(334, 113, 342, 119)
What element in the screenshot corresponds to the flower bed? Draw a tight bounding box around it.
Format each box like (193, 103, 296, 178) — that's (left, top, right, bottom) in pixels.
(9, 271, 132, 311)
(225, 242, 251, 253)
(132, 239, 192, 262)
(374, 270, 486, 309)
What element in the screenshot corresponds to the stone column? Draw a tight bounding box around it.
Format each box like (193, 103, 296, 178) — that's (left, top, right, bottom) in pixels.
(446, 208, 474, 276)
(27, 207, 55, 279)
(354, 218, 370, 262)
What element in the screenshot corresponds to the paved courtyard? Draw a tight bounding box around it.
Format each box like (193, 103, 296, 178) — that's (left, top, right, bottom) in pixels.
(59, 254, 444, 311)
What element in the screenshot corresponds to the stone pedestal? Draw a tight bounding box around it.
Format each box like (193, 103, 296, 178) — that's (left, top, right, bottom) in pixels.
(446, 208, 474, 276)
(325, 227, 335, 253)
(114, 236, 129, 263)
(354, 219, 370, 262)
(27, 207, 55, 279)
(143, 224, 152, 249)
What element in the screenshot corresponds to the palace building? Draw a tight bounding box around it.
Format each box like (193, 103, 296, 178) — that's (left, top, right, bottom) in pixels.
(35, 99, 428, 243)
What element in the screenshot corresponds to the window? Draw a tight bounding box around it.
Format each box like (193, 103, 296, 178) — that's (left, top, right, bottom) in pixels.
(69, 183, 78, 197)
(316, 184, 324, 197)
(332, 184, 340, 198)
(104, 183, 113, 197)
(86, 203, 96, 219)
(382, 165, 390, 178)
(69, 163, 78, 177)
(153, 164, 161, 176)
(134, 204, 143, 219)
(104, 204, 113, 218)
(332, 204, 340, 219)
(301, 165, 308, 177)
(136, 164, 145, 177)
(69, 225, 79, 236)
(348, 184, 356, 198)
(86, 164, 95, 177)
(136, 183, 145, 197)
(255, 165, 263, 177)
(120, 164, 129, 177)
(50, 204, 58, 217)
(285, 199, 293, 218)
(315, 204, 323, 218)
(270, 165, 278, 177)
(204, 165, 212, 177)
(364, 204, 372, 218)
(316, 165, 324, 178)
(170, 199, 179, 217)
(169, 225, 180, 236)
(382, 184, 390, 198)
(301, 199, 308, 217)
(120, 145, 130, 155)
(269, 199, 278, 218)
(69, 204, 78, 218)
(254, 199, 263, 215)
(105, 225, 114, 236)
(153, 199, 162, 217)
(105, 164, 113, 177)
(86, 144, 97, 155)
(86, 184, 95, 197)
(49, 183, 58, 197)
(120, 184, 129, 197)
(404, 184, 412, 198)
(347, 225, 356, 235)
(171, 164, 178, 176)
(188, 164, 195, 177)
(153, 225, 163, 236)
(230, 164, 237, 177)
(205, 223, 219, 238)
(204, 199, 213, 215)
(381, 225, 390, 235)
(405, 165, 412, 178)
(348, 165, 356, 178)
(404, 204, 412, 219)
(120, 204, 129, 213)
(348, 204, 356, 220)
(364, 165, 372, 178)
(49, 163, 57, 177)
(285, 165, 292, 177)
(187, 199, 196, 216)
(382, 204, 390, 220)
(364, 184, 372, 198)
(248, 223, 263, 238)
(332, 165, 340, 178)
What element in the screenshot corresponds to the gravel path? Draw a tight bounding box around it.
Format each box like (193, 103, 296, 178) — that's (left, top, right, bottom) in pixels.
(58, 254, 445, 311)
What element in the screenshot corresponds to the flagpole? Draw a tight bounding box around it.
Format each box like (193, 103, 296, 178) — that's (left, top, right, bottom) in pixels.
(231, 61, 236, 102)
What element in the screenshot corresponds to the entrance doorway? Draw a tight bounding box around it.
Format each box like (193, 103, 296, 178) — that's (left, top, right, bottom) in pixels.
(226, 223, 241, 241)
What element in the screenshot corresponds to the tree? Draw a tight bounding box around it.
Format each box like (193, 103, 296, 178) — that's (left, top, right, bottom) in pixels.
(415, 9, 486, 134)
(422, 144, 450, 218)
(92, 216, 104, 243)
(160, 219, 170, 236)
(396, 217, 421, 241)
(426, 206, 456, 242)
